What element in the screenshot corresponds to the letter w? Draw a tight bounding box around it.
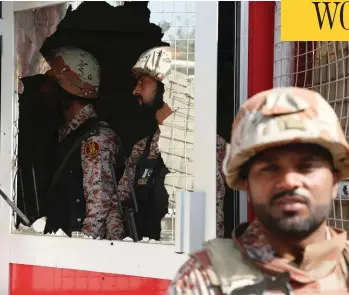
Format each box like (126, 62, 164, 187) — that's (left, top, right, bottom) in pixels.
(312, 2, 341, 29)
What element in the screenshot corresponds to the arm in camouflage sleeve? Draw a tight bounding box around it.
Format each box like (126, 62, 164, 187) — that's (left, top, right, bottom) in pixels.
(166, 257, 220, 295)
(81, 126, 120, 238)
(105, 153, 126, 240)
(105, 137, 148, 240)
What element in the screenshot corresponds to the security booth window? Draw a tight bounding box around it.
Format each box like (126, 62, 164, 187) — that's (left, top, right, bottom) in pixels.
(14, 1, 196, 244)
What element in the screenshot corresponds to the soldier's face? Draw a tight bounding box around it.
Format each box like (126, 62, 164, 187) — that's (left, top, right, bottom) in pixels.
(245, 143, 339, 238)
(132, 74, 158, 106)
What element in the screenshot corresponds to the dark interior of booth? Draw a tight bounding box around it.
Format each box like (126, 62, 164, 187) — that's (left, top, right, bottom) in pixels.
(15, 0, 241, 238)
(217, 1, 241, 237)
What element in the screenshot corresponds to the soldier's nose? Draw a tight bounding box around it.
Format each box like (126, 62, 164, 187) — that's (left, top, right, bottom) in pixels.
(276, 170, 303, 191)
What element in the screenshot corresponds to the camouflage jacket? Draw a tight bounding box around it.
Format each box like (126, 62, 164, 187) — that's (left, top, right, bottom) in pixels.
(167, 220, 349, 295)
(106, 128, 161, 240)
(106, 132, 228, 240)
(58, 104, 121, 239)
(216, 135, 227, 238)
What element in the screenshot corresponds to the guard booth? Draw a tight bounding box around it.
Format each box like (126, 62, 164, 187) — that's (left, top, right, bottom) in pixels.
(0, 1, 275, 294)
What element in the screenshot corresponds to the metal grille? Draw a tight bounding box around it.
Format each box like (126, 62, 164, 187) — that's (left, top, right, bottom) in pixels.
(150, 1, 196, 242)
(274, 2, 349, 231)
(13, 1, 196, 244)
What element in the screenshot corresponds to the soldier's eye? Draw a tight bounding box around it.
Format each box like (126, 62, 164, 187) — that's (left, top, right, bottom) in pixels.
(298, 162, 316, 171)
(261, 164, 279, 172)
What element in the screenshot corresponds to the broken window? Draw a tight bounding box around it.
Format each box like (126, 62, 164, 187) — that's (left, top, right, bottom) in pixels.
(14, 1, 197, 245)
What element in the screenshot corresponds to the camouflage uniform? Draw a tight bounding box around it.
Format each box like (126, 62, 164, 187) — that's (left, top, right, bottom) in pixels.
(167, 87, 349, 294)
(167, 219, 349, 295)
(57, 104, 121, 238)
(106, 129, 161, 239)
(40, 47, 123, 239)
(131, 46, 227, 238)
(107, 47, 173, 240)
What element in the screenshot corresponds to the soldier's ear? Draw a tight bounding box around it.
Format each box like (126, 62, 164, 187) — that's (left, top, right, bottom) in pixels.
(331, 170, 340, 200)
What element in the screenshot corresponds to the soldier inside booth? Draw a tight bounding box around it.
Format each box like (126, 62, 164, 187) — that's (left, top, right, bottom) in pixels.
(18, 44, 173, 241)
(15, 1, 173, 241)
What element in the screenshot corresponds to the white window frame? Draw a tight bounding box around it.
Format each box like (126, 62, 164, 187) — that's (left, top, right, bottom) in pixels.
(0, 2, 15, 294)
(13, 1, 64, 12)
(239, 1, 249, 223)
(0, 2, 222, 293)
(193, 1, 218, 242)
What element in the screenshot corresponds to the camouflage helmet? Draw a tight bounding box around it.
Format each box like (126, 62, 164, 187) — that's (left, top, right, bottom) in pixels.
(46, 46, 100, 99)
(223, 87, 349, 190)
(132, 47, 172, 82)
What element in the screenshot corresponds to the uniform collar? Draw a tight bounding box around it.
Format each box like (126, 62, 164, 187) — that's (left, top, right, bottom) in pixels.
(59, 104, 97, 140)
(233, 220, 348, 283)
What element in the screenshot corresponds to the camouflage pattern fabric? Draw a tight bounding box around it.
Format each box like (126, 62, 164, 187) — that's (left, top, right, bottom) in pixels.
(106, 131, 227, 239)
(46, 46, 100, 99)
(223, 87, 349, 190)
(106, 128, 161, 240)
(132, 46, 172, 82)
(58, 104, 121, 239)
(216, 134, 226, 238)
(166, 221, 349, 295)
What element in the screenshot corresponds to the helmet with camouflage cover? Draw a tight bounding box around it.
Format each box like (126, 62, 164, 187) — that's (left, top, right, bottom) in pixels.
(223, 87, 349, 191)
(45, 46, 100, 99)
(131, 46, 172, 82)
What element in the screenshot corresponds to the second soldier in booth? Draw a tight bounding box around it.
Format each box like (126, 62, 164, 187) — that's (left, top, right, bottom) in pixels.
(39, 46, 123, 239)
(106, 46, 173, 241)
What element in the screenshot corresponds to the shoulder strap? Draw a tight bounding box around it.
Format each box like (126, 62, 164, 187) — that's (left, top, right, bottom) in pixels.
(199, 238, 263, 292)
(139, 133, 155, 161)
(48, 118, 101, 194)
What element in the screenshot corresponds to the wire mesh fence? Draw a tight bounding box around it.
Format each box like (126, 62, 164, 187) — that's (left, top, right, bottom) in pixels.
(274, 2, 349, 231)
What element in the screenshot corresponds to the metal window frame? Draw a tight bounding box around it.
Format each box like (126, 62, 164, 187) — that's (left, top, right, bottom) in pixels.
(0, 2, 15, 294)
(0, 1, 221, 288)
(238, 1, 249, 223)
(193, 0, 218, 241)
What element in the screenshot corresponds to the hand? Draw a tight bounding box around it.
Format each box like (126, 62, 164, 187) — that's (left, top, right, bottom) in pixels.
(155, 103, 173, 125)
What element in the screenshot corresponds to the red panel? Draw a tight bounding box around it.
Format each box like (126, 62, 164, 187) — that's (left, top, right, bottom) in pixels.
(10, 264, 170, 295)
(247, 1, 275, 222)
(294, 42, 314, 88)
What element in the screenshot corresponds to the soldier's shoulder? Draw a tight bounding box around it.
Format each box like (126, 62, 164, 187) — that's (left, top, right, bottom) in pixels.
(98, 120, 115, 134)
(84, 120, 119, 148)
(168, 238, 263, 295)
(93, 121, 117, 140)
(167, 254, 219, 295)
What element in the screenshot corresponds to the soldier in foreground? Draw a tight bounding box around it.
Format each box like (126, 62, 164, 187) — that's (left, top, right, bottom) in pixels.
(167, 87, 349, 294)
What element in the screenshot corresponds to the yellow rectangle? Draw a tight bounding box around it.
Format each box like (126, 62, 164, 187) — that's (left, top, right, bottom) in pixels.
(281, 0, 349, 41)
